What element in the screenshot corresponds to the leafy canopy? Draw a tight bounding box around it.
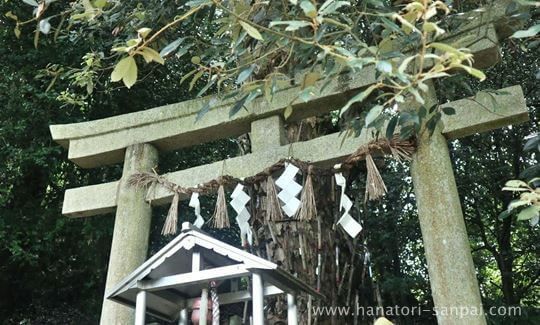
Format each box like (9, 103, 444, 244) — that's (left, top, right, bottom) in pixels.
(7, 0, 527, 139)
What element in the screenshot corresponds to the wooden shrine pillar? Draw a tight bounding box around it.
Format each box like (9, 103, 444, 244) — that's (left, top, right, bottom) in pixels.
(135, 290, 147, 325)
(410, 87, 485, 324)
(287, 293, 298, 325)
(252, 272, 265, 324)
(100, 143, 159, 325)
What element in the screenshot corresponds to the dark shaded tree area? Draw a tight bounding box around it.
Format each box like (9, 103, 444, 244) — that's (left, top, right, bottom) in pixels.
(1, 2, 538, 325)
(0, 2, 238, 323)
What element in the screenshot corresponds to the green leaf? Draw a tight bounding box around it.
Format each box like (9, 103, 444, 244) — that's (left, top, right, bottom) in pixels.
(423, 22, 445, 37)
(176, 43, 194, 58)
(14, 26, 21, 38)
(442, 106, 456, 115)
(399, 111, 419, 125)
(189, 70, 204, 91)
(319, 0, 350, 16)
(22, 0, 38, 7)
(521, 165, 540, 181)
(239, 21, 263, 41)
(298, 86, 315, 102)
(229, 94, 250, 118)
(180, 69, 198, 85)
(264, 78, 273, 103)
(33, 28, 39, 49)
(300, 1, 317, 18)
(236, 65, 255, 84)
(428, 42, 462, 55)
(196, 97, 217, 122)
(524, 136, 540, 152)
(409, 87, 425, 105)
(270, 20, 312, 31)
(196, 76, 216, 97)
(385, 115, 398, 139)
(160, 38, 184, 57)
(504, 180, 529, 188)
(284, 105, 293, 120)
(140, 47, 164, 64)
(380, 16, 402, 35)
(426, 112, 441, 136)
(376, 61, 392, 74)
(302, 71, 320, 89)
(509, 199, 529, 211)
(93, 0, 108, 8)
(517, 205, 540, 221)
(528, 177, 540, 185)
(498, 210, 512, 220)
(111, 56, 138, 89)
(511, 24, 540, 39)
(111, 46, 128, 53)
(397, 55, 417, 75)
(185, 0, 212, 7)
(365, 105, 384, 127)
(339, 84, 378, 116)
(5, 11, 18, 21)
(452, 63, 486, 81)
(467, 67, 486, 81)
(418, 106, 427, 119)
(530, 214, 539, 227)
(137, 27, 152, 38)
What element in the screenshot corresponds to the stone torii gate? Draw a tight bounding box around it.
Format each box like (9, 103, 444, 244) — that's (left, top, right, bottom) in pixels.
(49, 2, 528, 324)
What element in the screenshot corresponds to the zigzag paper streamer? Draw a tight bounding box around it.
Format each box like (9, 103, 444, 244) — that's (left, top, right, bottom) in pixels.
(275, 164, 302, 217)
(335, 170, 363, 238)
(230, 184, 252, 245)
(189, 192, 205, 228)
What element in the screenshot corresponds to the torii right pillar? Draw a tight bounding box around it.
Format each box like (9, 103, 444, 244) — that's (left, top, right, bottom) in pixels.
(409, 83, 527, 324)
(412, 126, 485, 324)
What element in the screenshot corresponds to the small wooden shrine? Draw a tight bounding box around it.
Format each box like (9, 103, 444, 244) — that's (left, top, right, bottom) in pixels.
(106, 222, 323, 324)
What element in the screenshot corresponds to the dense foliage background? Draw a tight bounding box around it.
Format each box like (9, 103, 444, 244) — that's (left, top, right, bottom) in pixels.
(0, 0, 538, 324)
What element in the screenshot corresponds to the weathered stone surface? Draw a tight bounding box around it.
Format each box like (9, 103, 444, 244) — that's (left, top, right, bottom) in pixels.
(441, 86, 528, 139)
(63, 126, 370, 217)
(250, 115, 287, 152)
(100, 143, 158, 325)
(62, 181, 117, 216)
(60, 86, 527, 218)
(445, 23, 499, 70)
(446, 0, 525, 39)
(411, 85, 486, 324)
(411, 128, 486, 325)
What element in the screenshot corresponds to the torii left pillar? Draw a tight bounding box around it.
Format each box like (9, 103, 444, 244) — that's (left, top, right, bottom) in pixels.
(100, 143, 158, 325)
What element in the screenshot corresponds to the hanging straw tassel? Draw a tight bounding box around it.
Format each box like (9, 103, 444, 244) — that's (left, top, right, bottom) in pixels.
(212, 184, 230, 229)
(388, 135, 415, 162)
(265, 175, 283, 221)
(162, 190, 179, 235)
(296, 166, 317, 221)
(365, 153, 387, 202)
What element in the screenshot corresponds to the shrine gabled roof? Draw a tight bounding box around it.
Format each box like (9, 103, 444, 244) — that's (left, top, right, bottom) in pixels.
(106, 222, 322, 321)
